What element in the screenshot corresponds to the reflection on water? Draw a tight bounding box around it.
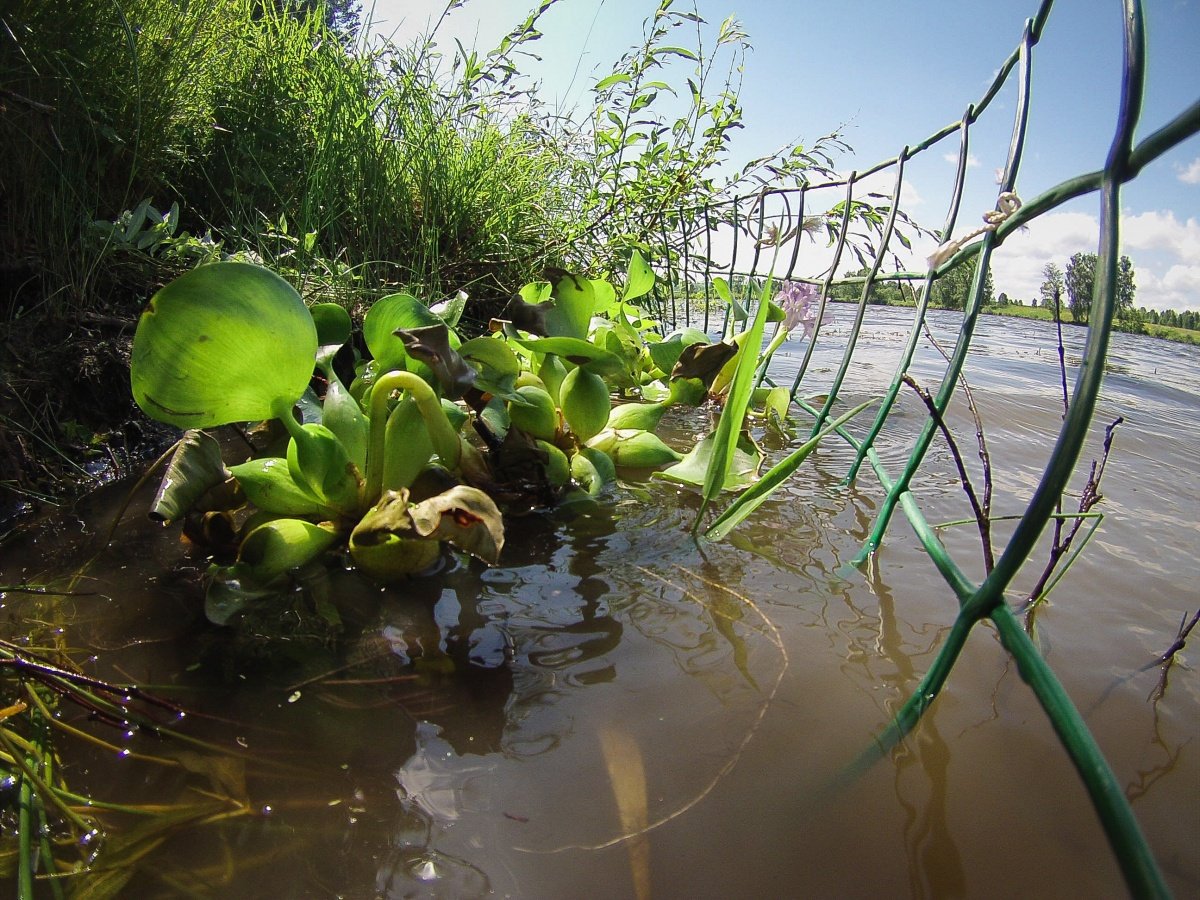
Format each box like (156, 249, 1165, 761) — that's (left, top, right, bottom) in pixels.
(0, 309, 1197, 897)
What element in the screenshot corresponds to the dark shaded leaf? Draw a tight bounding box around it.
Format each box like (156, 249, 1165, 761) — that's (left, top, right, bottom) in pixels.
(671, 340, 737, 385)
(150, 430, 229, 523)
(396, 323, 477, 399)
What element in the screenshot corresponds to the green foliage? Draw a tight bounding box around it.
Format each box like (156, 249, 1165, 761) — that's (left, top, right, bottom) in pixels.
(1039, 262, 1065, 319)
(129, 253, 849, 624)
(929, 259, 995, 310)
(828, 268, 916, 306)
(1065, 251, 1097, 323)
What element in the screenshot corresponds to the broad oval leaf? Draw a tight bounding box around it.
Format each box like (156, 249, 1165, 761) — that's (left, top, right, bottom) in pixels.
(130, 262, 316, 428)
(545, 270, 596, 340)
(622, 250, 655, 302)
(363, 293, 441, 371)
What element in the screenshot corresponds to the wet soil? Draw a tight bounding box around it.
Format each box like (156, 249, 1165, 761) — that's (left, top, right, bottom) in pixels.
(0, 308, 177, 530)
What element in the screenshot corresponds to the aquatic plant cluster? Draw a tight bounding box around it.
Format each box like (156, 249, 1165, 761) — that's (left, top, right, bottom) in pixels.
(129, 258, 857, 623)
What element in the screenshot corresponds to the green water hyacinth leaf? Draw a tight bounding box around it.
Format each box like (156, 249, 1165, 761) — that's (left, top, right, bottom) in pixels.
(458, 335, 520, 379)
(622, 250, 655, 302)
(703, 399, 876, 541)
(228, 457, 329, 517)
(559, 367, 610, 442)
(654, 432, 762, 492)
(363, 292, 441, 371)
(382, 398, 434, 491)
(518, 281, 553, 305)
(545, 269, 595, 340)
(204, 576, 275, 626)
(397, 324, 476, 399)
(311, 302, 352, 369)
(237, 518, 340, 584)
(667, 377, 707, 407)
(590, 278, 617, 314)
(507, 334, 623, 375)
(149, 430, 230, 524)
(130, 262, 316, 428)
(586, 428, 682, 468)
(507, 385, 558, 441)
(321, 377, 368, 472)
(576, 446, 616, 486)
(649, 328, 708, 375)
(537, 353, 569, 405)
(286, 423, 361, 516)
(430, 290, 468, 328)
(606, 401, 666, 432)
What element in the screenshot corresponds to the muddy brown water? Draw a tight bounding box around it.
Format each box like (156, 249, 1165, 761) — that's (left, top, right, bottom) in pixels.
(1, 308, 1197, 897)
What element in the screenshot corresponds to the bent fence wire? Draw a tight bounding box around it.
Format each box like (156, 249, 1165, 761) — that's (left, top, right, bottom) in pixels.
(649, 1, 1197, 896)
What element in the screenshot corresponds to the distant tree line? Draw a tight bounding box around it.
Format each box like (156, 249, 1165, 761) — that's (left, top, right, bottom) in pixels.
(828, 265, 994, 310)
(1036, 253, 1196, 332)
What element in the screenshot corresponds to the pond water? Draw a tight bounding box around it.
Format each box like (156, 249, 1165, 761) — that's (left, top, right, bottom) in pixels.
(2, 307, 1197, 897)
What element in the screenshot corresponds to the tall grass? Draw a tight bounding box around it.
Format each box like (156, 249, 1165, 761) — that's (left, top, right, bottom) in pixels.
(0, 0, 570, 319)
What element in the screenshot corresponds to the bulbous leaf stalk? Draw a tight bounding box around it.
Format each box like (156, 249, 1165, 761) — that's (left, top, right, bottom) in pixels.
(366, 370, 462, 502)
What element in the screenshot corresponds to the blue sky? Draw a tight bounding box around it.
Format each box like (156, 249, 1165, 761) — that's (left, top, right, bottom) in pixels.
(368, 0, 1200, 312)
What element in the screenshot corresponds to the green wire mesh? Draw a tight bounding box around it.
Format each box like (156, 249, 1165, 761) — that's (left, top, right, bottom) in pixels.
(646, 1, 1199, 895)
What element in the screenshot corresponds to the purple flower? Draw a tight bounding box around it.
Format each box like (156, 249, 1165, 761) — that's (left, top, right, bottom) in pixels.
(777, 280, 830, 338)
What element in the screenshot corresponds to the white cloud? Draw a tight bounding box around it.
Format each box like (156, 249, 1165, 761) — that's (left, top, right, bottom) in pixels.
(1122, 209, 1200, 259)
(1176, 157, 1200, 185)
(942, 152, 981, 169)
(989, 209, 1200, 311)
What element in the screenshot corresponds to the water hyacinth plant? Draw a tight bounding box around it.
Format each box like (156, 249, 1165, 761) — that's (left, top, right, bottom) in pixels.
(130, 254, 866, 624)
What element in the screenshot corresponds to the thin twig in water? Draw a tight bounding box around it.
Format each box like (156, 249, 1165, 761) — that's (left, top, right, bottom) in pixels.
(901, 374, 993, 571)
(921, 323, 994, 570)
(1150, 608, 1199, 704)
(1022, 416, 1123, 613)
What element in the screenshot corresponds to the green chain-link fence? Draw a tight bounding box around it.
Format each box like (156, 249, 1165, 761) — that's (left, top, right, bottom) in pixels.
(648, 1, 1198, 895)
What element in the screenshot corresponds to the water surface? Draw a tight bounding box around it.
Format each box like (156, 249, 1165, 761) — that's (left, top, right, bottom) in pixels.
(2, 308, 1197, 897)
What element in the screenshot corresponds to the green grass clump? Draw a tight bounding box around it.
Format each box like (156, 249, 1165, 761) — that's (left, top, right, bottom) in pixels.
(0, 0, 568, 319)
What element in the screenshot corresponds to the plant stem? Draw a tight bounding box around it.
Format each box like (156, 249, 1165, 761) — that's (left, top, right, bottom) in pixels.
(365, 371, 460, 503)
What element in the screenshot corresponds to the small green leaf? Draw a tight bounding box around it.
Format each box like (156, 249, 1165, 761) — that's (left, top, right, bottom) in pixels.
(238, 518, 340, 584)
(622, 250, 655, 302)
(507, 335, 624, 375)
(228, 457, 329, 517)
(594, 72, 632, 90)
(545, 270, 596, 340)
(311, 302, 352, 368)
(655, 432, 761, 491)
(321, 378, 368, 472)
